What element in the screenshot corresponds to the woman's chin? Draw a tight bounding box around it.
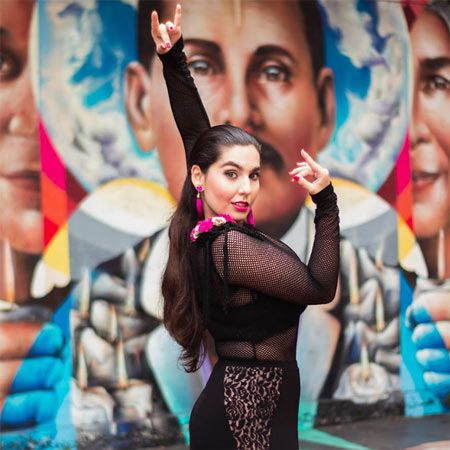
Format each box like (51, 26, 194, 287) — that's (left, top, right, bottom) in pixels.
(1, 210, 44, 255)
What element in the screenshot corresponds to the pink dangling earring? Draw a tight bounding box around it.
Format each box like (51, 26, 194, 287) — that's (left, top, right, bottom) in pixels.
(196, 186, 205, 219)
(247, 209, 255, 227)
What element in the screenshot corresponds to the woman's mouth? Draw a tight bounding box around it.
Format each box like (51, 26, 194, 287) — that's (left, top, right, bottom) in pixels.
(232, 201, 249, 212)
(411, 170, 442, 191)
(2, 170, 41, 192)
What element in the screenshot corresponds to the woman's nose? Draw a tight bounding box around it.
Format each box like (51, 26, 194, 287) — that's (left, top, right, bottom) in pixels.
(410, 92, 432, 149)
(239, 177, 251, 194)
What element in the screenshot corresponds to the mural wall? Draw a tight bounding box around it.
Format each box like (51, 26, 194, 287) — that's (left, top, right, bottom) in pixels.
(0, 0, 449, 448)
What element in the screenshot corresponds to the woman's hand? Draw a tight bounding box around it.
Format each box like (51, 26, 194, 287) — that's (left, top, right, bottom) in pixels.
(151, 3, 182, 55)
(289, 149, 331, 195)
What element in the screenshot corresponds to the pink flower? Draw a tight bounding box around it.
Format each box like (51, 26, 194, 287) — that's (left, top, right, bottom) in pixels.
(190, 215, 236, 242)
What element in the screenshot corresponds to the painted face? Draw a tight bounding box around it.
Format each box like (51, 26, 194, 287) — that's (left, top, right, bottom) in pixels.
(410, 10, 450, 239)
(194, 144, 260, 223)
(147, 0, 334, 236)
(0, 0, 41, 253)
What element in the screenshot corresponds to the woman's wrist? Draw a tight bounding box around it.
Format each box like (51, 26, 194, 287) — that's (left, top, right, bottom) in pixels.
(157, 36, 184, 61)
(311, 183, 334, 204)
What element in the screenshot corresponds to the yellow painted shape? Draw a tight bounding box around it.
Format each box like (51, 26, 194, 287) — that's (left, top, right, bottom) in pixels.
(43, 223, 70, 276)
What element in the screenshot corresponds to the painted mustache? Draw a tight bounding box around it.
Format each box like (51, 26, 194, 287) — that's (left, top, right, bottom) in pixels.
(258, 138, 285, 174)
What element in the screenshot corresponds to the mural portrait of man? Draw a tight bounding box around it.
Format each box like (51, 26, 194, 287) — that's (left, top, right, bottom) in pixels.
(125, 0, 410, 424)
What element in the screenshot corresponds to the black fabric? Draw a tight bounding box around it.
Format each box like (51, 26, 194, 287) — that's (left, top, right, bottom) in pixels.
(194, 183, 339, 362)
(190, 359, 300, 450)
(158, 37, 210, 165)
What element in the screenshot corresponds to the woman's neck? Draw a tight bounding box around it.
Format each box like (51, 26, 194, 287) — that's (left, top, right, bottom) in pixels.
(0, 240, 39, 303)
(418, 227, 450, 280)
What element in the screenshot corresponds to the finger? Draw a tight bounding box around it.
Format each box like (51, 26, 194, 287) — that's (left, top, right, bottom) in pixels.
(291, 174, 315, 191)
(159, 24, 171, 49)
(423, 371, 450, 398)
(300, 149, 323, 172)
(289, 167, 313, 177)
(409, 293, 450, 324)
(417, 349, 450, 373)
(150, 10, 160, 39)
(290, 164, 310, 172)
(412, 322, 450, 349)
(0, 390, 59, 426)
(9, 357, 64, 393)
(166, 21, 174, 32)
(0, 322, 63, 359)
(173, 3, 182, 29)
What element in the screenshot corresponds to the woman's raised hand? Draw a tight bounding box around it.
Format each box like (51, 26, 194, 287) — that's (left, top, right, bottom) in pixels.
(289, 149, 331, 195)
(151, 3, 182, 55)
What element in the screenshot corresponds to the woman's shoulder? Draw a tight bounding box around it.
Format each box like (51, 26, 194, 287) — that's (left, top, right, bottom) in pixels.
(190, 215, 263, 245)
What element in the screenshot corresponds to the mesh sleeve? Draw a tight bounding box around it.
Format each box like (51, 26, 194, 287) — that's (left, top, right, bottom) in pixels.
(211, 184, 340, 305)
(158, 37, 211, 160)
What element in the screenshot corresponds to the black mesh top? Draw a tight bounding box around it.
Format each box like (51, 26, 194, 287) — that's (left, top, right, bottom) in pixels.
(159, 38, 340, 362)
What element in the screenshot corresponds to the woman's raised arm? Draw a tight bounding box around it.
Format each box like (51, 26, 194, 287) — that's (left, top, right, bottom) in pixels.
(151, 4, 211, 163)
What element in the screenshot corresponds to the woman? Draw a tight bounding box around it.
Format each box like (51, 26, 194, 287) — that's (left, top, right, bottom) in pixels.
(405, 0, 450, 406)
(152, 5, 340, 449)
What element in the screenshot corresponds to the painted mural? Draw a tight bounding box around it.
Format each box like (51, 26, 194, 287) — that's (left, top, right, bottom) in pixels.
(0, 0, 449, 449)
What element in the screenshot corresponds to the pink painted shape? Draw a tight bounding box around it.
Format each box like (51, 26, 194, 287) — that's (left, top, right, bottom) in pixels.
(401, 0, 427, 16)
(396, 133, 411, 196)
(39, 120, 66, 191)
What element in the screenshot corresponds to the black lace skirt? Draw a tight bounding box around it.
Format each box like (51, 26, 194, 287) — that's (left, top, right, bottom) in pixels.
(189, 358, 300, 450)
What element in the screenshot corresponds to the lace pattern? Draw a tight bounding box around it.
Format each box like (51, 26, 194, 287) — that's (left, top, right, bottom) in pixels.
(224, 365, 283, 450)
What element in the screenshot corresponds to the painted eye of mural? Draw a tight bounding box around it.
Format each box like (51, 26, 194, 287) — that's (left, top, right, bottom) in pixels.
(0, 51, 20, 81)
(423, 74, 450, 95)
(188, 58, 218, 77)
(257, 62, 290, 83)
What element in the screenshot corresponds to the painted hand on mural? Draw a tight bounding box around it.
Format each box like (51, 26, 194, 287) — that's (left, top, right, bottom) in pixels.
(406, 279, 450, 402)
(70, 240, 177, 436)
(334, 241, 401, 402)
(0, 308, 69, 430)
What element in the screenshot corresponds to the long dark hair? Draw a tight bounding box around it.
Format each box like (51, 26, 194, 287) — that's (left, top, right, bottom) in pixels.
(162, 125, 261, 372)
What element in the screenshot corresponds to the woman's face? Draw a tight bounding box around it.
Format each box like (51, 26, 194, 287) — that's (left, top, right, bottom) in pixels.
(0, 0, 41, 254)
(195, 145, 261, 223)
(410, 10, 450, 239)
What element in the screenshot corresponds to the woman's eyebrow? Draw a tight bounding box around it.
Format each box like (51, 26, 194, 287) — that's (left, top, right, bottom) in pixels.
(420, 56, 450, 72)
(220, 161, 260, 172)
(220, 161, 242, 169)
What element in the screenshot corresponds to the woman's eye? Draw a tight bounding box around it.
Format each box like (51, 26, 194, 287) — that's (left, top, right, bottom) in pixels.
(225, 171, 237, 179)
(422, 74, 450, 94)
(258, 63, 290, 83)
(188, 58, 216, 77)
(0, 52, 20, 81)
(250, 172, 260, 181)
